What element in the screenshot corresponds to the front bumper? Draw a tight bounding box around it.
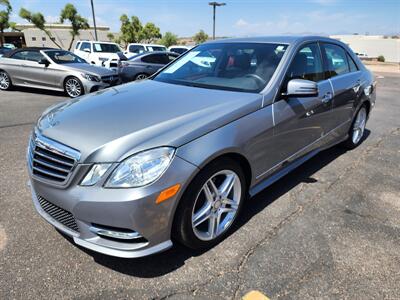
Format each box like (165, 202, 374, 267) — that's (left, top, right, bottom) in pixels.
(28, 155, 198, 258)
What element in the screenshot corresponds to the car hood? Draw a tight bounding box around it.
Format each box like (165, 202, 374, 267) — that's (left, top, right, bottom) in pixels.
(63, 63, 117, 76)
(37, 80, 262, 163)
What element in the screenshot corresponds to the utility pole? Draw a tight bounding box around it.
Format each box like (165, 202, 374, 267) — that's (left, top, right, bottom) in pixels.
(208, 2, 226, 40)
(90, 0, 98, 40)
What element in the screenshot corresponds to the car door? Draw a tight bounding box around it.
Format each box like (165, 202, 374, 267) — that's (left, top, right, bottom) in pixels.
(269, 42, 334, 169)
(18, 50, 57, 88)
(77, 42, 92, 61)
(321, 42, 363, 130)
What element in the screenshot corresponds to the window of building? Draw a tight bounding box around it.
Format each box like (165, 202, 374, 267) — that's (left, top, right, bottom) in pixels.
(42, 37, 46, 41)
(32, 37, 36, 41)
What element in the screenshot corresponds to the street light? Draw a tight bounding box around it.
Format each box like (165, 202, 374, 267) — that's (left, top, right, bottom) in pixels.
(209, 2, 226, 40)
(90, 0, 98, 41)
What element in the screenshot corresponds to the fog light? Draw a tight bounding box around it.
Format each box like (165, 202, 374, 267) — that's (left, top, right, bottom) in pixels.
(90, 225, 142, 240)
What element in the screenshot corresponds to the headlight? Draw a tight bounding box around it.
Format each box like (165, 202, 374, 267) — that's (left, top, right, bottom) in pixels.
(105, 147, 175, 188)
(81, 73, 100, 82)
(81, 163, 112, 186)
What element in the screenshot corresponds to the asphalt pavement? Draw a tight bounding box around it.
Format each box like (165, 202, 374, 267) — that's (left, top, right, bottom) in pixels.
(0, 75, 399, 299)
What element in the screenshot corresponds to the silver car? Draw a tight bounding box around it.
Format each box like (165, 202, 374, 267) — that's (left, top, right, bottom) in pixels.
(27, 36, 376, 258)
(0, 48, 119, 98)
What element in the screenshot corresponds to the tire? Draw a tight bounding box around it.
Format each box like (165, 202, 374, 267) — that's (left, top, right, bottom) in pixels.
(0, 70, 12, 91)
(135, 73, 148, 81)
(173, 158, 246, 249)
(342, 104, 368, 149)
(64, 76, 84, 98)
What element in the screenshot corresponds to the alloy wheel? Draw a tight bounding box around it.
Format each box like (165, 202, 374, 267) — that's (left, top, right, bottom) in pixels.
(136, 74, 148, 80)
(65, 78, 82, 98)
(0, 72, 10, 90)
(352, 107, 367, 144)
(191, 170, 242, 241)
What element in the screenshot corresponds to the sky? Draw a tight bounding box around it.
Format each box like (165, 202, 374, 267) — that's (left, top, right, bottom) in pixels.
(8, 0, 400, 37)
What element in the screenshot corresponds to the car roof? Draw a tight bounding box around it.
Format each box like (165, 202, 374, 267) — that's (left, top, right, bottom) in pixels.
(206, 35, 341, 45)
(2, 47, 55, 58)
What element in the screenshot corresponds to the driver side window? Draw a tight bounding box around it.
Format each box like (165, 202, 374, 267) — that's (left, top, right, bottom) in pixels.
(286, 43, 324, 83)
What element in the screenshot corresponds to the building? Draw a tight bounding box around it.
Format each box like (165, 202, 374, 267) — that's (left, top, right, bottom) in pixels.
(4, 23, 114, 50)
(331, 34, 400, 63)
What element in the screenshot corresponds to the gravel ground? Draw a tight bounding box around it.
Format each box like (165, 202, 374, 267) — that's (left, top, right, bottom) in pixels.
(0, 75, 399, 300)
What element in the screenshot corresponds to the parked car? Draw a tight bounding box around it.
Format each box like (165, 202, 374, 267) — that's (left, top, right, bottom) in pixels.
(124, 43, 167, 58)
(0, 47, 119, 97)
(27, 36, 375, 258)
(74, 41, 122, 69)
(168, 45, 190, 54)
(118, 51, 179, 82)
(0, 47, 13, 57)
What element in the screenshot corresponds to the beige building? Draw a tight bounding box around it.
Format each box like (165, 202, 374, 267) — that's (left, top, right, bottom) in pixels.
(13, 23, 114, 50)
(331, 34, 400, 63)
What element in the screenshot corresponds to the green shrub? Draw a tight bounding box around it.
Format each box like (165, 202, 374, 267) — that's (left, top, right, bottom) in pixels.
(377, 55, 385, 62)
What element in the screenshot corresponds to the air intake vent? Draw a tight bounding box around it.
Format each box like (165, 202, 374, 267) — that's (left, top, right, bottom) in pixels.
(37, 195, 79, 233)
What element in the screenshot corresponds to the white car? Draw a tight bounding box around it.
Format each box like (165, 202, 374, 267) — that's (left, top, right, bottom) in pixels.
(124, 43, 167, 58)
(74, 41, 122, 69)
(168, 45, 191, 55)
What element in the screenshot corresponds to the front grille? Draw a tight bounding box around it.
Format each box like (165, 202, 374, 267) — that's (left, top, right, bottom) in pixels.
(101, 75, 119, 84)
(28, 132, 80, 184)
(37, 195, 79, 232)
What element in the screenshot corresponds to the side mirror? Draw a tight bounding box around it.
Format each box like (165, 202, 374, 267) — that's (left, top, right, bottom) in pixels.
(83, 48, 91, 53)
(38, 58, 50, 66)
(285, 79, 318, 97)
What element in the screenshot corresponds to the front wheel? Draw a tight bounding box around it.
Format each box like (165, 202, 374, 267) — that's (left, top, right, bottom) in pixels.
(0, 71, 12, 91)
(135, 73, 148, 81)
(64, 77, 84, 98)
(343, 105, 368, 149)
(173, 158, 246, 249)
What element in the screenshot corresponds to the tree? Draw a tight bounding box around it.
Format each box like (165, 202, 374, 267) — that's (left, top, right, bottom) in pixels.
(19, 8, 62, 48)
(0, 0, 12, 47)
(60, 3, 89, 51)
(119, 14, 144, 46)
(142, 22, 161, 43)
(193, 30, 208, 44)
(160, 31, 178, 48)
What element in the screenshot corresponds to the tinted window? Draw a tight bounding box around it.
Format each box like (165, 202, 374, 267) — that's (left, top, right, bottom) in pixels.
(80, 42, 91, 52)
(129, 45, 145, 53)
(322, 43, 349, 77)
(170, 48, 188, 54)
(93, 43, 120, 53)
(167, 54, 179, 62)
(147, 46, 167, 52)
(347, 53, 358, 72)
(142, 54, 166, 64)
(45, 50, 86, 64)
(154, 43, 288, 93)
(75, 42, 81, 49)
(286, 43, 324, 83)
(11, 51, 44, 62)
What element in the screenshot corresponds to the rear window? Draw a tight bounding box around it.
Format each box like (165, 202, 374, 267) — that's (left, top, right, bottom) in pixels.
(93, 43, 121, 53)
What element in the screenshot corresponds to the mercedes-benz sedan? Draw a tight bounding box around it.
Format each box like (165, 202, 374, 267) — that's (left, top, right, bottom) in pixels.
(27, 36, 376, 258)
(0, 48, 119, 98)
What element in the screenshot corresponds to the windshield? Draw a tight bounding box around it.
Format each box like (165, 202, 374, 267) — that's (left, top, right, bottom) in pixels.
(45, 50, 87, 64)
(154, 42, 288, 93)
(93, 43, 121, 53)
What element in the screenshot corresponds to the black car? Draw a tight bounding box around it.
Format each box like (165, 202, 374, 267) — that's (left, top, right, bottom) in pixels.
(118, 51, 179, 82)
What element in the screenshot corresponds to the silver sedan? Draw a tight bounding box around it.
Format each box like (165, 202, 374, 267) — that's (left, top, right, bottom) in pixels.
(27, 36, 375, 258)
(0, 48, 119, 98)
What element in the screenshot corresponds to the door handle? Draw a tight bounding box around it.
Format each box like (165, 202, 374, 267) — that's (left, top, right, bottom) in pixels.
(322, 92, 332, 104)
